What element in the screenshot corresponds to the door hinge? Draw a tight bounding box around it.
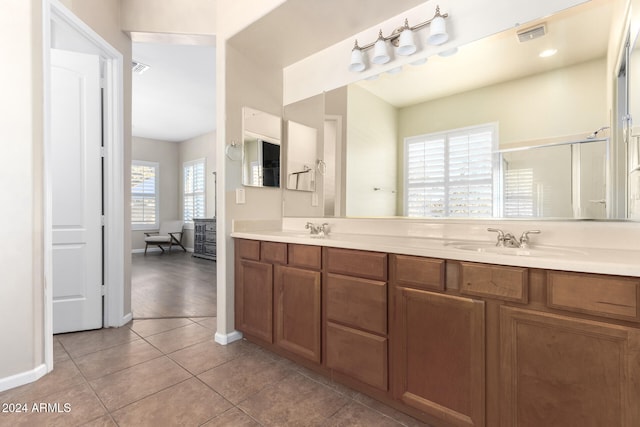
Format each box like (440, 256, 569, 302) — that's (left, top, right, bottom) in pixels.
(101, 215, 105, 226)
(100, 78, 105, 88)
(100, 147, 105, 157)
(101, 284, 105, 296)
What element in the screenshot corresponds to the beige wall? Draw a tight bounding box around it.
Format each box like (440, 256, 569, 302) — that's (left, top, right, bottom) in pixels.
(216, 0, 285, 334)
(0, 0, 44, 381)
(121, 0, 216, 36)
(131, 137, 180, 250)
(346, 85, 398, 216)
(179, 131, 217, 249)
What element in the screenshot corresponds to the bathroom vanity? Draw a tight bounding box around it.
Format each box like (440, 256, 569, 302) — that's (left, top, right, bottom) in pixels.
(232, 223, 640, 427)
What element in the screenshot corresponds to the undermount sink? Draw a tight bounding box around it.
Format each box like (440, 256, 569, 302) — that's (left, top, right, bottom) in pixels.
(445, 242, 587, 257)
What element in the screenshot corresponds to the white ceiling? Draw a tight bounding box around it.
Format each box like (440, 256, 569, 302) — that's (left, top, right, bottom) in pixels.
(131, 0, 612, 142)
(132, 42, 216, 142)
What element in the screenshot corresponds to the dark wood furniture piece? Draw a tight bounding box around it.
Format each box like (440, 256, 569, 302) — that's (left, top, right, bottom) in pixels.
(193, 218, 216, 260)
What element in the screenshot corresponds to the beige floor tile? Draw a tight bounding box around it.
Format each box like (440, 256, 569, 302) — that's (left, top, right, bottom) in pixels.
(321, 401, 405, 426)
(190, 316, 217, 330)
(144, 322, 213, 354)
(53, 338, 70, 363)
(0, 359, 85, 403)
(89, 356, 191, 411)
(74, 339, 163, 380)
(57, 327, 139, 358)
(112, 378, 231, 427)
(198, 350, 294, 404)
(79, 414, 118, 426)
(0, 382, 106, 427)
(202, 407, 261, 427)
(128, 318, 194, 338)
(169, 338, 256, 375)
(353, 393, 430, 427)
(238, 372, 349, 426)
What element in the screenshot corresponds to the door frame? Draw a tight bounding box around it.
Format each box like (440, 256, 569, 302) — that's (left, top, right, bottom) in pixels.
(43, 0, 126, 371)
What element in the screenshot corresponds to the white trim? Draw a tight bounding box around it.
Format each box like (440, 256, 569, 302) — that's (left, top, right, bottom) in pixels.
(214, 330, 243, 345)
(121, 312, 133, 326)
(0, 364, 47, 393)
(44, 0, 127, 370)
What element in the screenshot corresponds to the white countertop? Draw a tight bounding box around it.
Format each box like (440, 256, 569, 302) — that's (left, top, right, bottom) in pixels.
(230, 229, 640, 277)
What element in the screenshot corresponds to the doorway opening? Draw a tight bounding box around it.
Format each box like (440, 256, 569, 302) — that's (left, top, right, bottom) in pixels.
(130, 35, 217, 319)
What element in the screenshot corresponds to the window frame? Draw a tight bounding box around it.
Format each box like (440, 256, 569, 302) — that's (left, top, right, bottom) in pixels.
(131, 160, 160, 231)
(403, 123, 499, 218)
(183, 158, 206, 224)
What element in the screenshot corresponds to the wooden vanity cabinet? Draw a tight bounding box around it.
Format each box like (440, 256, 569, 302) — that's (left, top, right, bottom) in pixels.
(500, 306, 640, 427)
(235, 239, 275, 343)
(324, 247, 389, 391)
(273, 245, 322, 363)
(235, 239, 322, 362)
(391, 255, 485, 427)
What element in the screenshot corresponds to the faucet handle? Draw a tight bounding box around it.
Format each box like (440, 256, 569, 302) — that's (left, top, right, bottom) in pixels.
(487, 228, 505, 246)
(305, 222, 313, 230)
(519, 230, 541, 248)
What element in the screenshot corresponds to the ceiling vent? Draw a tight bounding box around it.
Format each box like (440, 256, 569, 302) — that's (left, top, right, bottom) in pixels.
(132, 61, 150, 75)
(516, 24, 546, 42)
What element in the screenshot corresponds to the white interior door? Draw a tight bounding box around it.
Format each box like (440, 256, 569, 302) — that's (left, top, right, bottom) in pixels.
(51, 49, 103, 334)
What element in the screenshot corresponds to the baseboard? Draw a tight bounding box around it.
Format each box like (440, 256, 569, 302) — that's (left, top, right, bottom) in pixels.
(121, 312, 133, 326)
(215, 330, 243, 345)
(0, 363, 47, 393)
(131, 247, 194, 254)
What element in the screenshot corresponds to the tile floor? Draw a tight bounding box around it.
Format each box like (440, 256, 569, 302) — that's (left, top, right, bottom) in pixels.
(0, 318, 429, 427)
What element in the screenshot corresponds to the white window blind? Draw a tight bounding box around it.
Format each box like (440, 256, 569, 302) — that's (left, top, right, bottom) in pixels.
(131, 161, 159, 229)
(405, 124, 497, 217)
(183, 159, 206, 222)
(503, 168, 534, 217)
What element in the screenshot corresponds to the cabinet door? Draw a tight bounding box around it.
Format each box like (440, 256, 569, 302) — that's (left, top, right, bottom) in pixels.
(235, 259, 273, 343)
(393, 288, 485, 427)
(500, 307, 640, 427)
(274, 265, 321, 363)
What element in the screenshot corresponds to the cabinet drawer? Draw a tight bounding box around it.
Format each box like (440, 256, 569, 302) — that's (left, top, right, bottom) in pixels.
(326, 273, 387, 335)
(326, 322, 388, 391)
(204, 243, 216, 256)
(460, 262, 528, 303)
(205, 222, 216, 232)
(326, 248, 387, 281)
(237, 239, 260, 261)
(261, 241, 287, 264)
(288, 244, 321, 270)
(391, 254, 445, 291)
(547, 271, 640, 322)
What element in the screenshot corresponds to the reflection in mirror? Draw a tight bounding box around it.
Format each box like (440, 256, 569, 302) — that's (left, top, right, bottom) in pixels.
(286, 121, 317, 192)
(628, 13, 640, 219)
(242, 107, 281, 188)
(311, 0, 616, 220)
(499, 139, 606, 219)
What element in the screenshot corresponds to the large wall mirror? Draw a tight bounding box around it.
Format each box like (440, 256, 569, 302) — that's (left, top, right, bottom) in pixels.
(283, 0, 634, 220)
(242, 107, 282, 188)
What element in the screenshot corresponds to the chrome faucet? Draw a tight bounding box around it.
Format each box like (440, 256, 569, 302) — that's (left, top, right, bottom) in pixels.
(306, 222, 329, 238)
(488, 228, 540, 248)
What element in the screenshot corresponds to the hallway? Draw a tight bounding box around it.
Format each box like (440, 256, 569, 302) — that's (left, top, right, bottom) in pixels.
(0, 318, 427, 426)
(131, 252, 217, 318)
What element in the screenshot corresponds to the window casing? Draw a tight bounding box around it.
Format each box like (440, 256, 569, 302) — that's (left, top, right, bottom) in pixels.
(131, 161, 159, 230)
(404, 123, 498, 217)
(183, 159, 206, 222)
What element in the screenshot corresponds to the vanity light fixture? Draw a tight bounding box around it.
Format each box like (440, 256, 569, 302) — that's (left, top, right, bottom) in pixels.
(349, 5, 449, 72)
